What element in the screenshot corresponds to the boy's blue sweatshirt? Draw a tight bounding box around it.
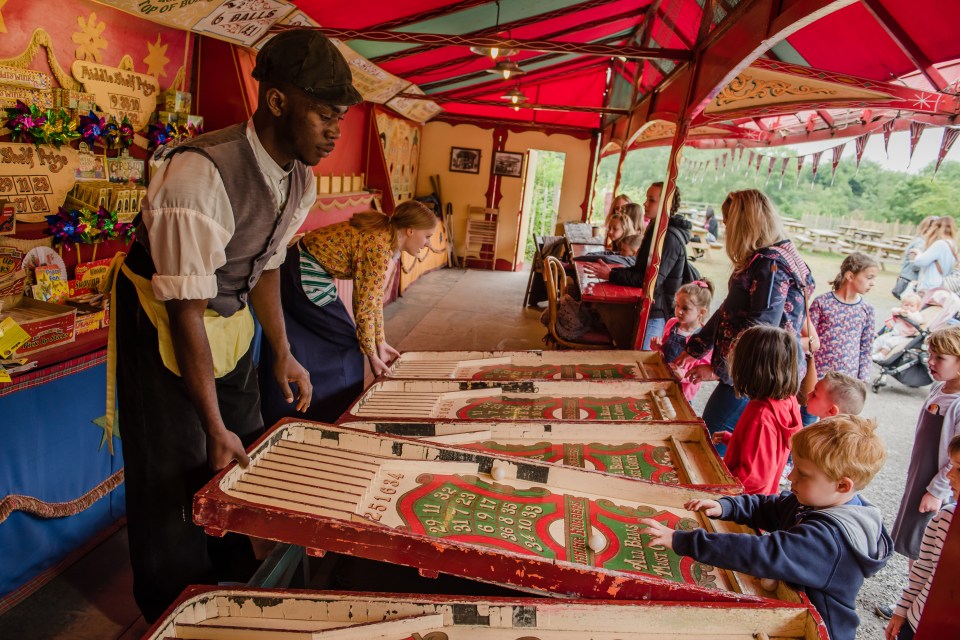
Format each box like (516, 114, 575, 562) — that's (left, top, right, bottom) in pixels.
(672, 492, 892, 640)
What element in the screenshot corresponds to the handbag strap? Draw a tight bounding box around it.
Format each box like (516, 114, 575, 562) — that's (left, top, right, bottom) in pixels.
(801, 281, 815, 357)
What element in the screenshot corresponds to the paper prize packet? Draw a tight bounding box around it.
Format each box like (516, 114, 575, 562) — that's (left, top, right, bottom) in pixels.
(33, 264, 69, 303)
(0, 315, 31, 360)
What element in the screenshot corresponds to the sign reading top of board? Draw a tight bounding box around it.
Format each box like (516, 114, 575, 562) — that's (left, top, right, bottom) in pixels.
(0, 143, 79, 223)
(71, 61, 158, 130)
(192, 0, 295, 47)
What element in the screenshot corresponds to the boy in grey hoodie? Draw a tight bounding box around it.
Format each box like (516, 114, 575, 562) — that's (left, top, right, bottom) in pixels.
(641, 416, 892, 640)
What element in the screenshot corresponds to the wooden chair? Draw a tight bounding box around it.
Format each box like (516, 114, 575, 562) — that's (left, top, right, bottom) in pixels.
(542, 256, 614, 350)
(524, 234, 565, 308)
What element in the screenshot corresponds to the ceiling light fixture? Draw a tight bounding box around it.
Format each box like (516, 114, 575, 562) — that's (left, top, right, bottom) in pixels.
(486, 59, 525, 80)
(470, 45, 519, 60)
(500, 87, 528, 105)
(469, 1, 517, 60)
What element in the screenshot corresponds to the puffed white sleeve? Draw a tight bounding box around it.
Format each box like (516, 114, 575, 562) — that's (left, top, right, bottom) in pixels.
(141, 152, 234, 301)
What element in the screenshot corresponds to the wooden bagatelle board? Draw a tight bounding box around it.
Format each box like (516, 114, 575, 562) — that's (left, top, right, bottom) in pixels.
(195, 421, 795, 603)
(340, 421, 740, 494)
(387, 350, 674, 381)
(144, 587, 829, 639)
(341, 380, 696, 423)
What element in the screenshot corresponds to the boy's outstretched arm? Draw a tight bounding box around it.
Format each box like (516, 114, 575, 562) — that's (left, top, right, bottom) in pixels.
(717, 493, 796, 533)
(668, 520, 842, 589)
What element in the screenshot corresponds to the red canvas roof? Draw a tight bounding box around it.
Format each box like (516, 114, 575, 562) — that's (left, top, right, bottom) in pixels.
(293, 1, 960, 139)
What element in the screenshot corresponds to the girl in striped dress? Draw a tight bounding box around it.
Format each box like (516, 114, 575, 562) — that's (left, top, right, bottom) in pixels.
(259, 201, 438, 424)
(885, 433, 960, 640)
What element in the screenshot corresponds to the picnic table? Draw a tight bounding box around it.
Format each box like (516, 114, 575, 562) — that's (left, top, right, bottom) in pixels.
(849, 238, 905, 267)
(783, 220, 807, 234)
(838, 226, 885, 241)
(807, 228, 850, 253)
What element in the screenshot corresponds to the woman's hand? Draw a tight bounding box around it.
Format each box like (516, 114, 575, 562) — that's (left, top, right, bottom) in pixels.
(919, 491, 943, 513)
(369, 342, 401, 376)
(686, 364, 716, 384)
(638, 518, 675, 550)
(684, 499, 722, 518)
(584, 261, 616, 281)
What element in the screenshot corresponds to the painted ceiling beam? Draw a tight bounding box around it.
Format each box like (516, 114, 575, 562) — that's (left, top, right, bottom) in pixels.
(370, 0, 624, 64)
(697, 56, 960, 123)
(608, 0, 859, 149)
(434, 58, 603, 101)
(305, 26, 693, 61)
(398, 7, 642, 80)
(859, 0, 949, 92)
(363, 0, 492, 31)
(392, 92, 630, 115)
(654, 6, 695, 50)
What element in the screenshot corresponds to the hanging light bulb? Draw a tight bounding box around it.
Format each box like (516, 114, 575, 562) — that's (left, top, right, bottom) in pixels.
(500, 87, 527, 104)
(486, 60, 525, 80)
(470, 45, 518, 59)
(469, 2, 517, 59)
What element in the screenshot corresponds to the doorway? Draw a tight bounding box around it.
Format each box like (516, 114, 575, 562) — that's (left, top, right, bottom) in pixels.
(519, 149, 567, 263)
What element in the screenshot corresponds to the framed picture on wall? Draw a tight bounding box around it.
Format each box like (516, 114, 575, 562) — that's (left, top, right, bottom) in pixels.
(449, 147, 481, 174)
(492, 151, 524, 178)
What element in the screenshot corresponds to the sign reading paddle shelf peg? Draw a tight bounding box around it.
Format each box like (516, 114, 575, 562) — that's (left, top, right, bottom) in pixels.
(0, 143, 80, 223)
(70, 61, 159, 130)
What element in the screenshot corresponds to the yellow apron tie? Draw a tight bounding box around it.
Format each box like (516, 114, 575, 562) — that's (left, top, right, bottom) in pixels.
(102, 253, 255, 453)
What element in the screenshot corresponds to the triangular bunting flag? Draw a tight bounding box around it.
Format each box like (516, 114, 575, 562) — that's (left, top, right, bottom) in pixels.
(935, 127, 960, 175)
(746, 150, 755, 175)
(854, 134, 870, 175)
(714, 156, 720, 181)
(765, 156, 776, 186)
(722, 153, 728, 176)
(830, 143, 847, 186)
(736, 147, 745, 170)
(796, 155, 806, 186)
(779, 157, 789, 190)
(810, 151, 823, 185)
(908, 121, 926, 167)
(882, 119, 896, 157)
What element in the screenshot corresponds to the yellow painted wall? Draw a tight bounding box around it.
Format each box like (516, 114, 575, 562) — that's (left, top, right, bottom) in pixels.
(418, 122, 592, 270)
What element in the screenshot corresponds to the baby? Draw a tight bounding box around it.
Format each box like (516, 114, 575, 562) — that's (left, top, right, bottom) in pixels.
(874, 293, 923, 361)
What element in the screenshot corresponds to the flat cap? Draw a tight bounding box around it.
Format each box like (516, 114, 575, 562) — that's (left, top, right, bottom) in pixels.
(253, 29, 363, 105)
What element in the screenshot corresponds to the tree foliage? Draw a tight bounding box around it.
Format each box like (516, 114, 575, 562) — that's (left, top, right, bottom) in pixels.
(592, 146, 960, 225)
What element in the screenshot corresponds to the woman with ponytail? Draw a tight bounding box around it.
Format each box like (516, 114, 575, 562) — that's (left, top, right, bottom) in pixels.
(259, 200, 438, 424)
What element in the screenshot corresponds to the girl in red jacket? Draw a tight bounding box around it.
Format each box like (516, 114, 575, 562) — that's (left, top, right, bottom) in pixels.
(713, 324, 803, 494)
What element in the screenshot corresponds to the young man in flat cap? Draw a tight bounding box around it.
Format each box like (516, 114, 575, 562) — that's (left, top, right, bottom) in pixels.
(114, 29, 363, 621)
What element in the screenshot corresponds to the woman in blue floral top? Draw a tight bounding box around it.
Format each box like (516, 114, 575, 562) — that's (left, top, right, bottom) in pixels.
(676, 189, 815, 451)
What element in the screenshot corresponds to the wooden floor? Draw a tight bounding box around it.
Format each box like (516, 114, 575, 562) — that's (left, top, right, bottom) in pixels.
(0, 266, 546, 640)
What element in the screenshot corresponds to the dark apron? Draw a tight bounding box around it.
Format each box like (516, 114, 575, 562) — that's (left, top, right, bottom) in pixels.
(891, 401, 945, 559)
(258, 242, 365, 425)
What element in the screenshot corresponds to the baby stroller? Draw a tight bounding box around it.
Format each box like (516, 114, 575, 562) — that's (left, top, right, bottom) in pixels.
(871, 289, 960, 393)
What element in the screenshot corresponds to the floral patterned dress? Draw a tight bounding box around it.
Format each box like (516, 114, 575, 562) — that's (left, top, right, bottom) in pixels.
(686, 240, 815, 386)
(809, 292, 875, 382)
